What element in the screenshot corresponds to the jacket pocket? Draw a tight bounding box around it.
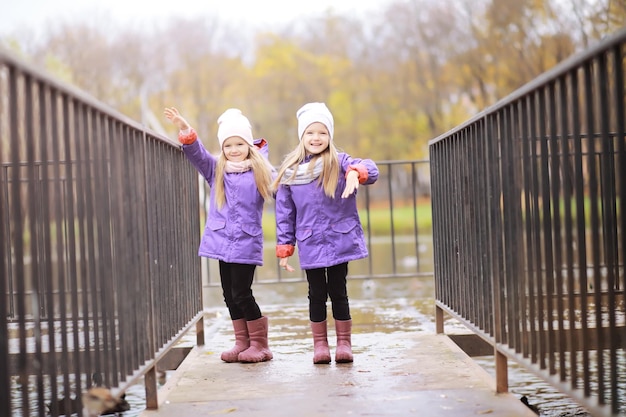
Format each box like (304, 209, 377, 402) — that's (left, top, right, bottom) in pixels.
(241, 223, 262, 237)
(295, 228, 313, 241)
(331, 219, 358, 234)
(207, 219, 226, 231)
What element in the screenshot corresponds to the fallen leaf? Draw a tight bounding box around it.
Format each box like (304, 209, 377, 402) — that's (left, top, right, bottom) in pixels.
(208, 407, 238, 414)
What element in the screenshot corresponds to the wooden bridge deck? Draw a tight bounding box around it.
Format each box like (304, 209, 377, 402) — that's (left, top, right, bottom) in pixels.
(139, 300, 537, 417)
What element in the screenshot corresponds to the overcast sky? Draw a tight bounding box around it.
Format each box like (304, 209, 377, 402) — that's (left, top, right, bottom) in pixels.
(2, 0, 392, 36)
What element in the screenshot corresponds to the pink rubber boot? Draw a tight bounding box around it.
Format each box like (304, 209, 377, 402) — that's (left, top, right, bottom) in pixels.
(311, 321, 331, 364)
(335, 319, 353, 363)
(238, 316, 273, 363)
(221, 319, 250, 363)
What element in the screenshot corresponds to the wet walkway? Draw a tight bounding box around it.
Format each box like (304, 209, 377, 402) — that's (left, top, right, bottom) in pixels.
(139, 299, 537, 417)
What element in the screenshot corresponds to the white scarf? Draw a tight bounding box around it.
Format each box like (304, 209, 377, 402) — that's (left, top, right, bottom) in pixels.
(225, 160, 252, 173)
(280, 158, 323, 185)
(225, 158, 276, 174)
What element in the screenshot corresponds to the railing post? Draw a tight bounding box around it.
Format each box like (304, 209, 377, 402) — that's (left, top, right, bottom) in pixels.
(495, 350, 509, 393)
(435, 304, 444, 334)
(196, 315, 205, 346)
(144, 366, 158, 409)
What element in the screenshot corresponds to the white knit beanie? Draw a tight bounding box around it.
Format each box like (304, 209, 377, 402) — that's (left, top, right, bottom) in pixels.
(296, 102, 334, 140)
(217, 108, 254, 148)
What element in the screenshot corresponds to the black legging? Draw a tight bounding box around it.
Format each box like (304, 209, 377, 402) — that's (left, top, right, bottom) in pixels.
(305, 262, 351, 322)
(219, 261, 262, 321)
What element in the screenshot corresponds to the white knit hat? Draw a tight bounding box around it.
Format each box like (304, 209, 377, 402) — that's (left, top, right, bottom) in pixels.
(296, 102, 334, 140)
(217, 108, 253, 148)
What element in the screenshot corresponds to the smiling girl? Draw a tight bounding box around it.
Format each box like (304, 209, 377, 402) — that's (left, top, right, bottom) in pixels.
(272, 102, 379, 364)
(164, 107, 274, 363)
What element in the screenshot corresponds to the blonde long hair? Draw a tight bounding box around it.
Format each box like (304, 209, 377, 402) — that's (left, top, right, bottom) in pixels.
(214, 146, 274, 209)
(272, 141, 340, 198)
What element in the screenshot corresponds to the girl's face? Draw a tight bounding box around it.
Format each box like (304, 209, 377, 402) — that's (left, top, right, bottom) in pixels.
(302, 122, 330, 155)
(222, 136, 250, 162)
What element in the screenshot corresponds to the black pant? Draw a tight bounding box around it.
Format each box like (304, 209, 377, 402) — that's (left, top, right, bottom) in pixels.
(219, 261, 262, 321)
(305, 262, 351, 323)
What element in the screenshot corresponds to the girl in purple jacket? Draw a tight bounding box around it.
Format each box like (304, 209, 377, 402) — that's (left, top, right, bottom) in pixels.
(164, 107, 274, 363)
(273, 102, 379, 364)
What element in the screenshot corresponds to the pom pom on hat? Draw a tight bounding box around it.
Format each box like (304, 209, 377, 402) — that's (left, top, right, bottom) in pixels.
(297, 102, 334, 140)
(217, 108, 254, 148)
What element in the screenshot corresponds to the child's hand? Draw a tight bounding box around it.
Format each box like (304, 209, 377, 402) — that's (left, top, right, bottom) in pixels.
(341, 170, 359, 198)
(164, 107, 190, 131)
(279, 257, 295, 272)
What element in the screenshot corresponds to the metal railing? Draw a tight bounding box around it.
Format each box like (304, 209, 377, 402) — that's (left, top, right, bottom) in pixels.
(430, 28, 626, 416)
(0, 48, 204, 416)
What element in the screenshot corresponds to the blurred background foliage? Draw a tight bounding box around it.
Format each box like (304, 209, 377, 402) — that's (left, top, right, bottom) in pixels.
(2, 0, 625, 164)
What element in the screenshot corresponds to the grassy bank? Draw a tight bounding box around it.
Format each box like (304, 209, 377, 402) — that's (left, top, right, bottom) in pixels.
(262, 202, 433, 241)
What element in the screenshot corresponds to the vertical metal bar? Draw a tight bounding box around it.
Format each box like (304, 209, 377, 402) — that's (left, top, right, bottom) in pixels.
(146, 140, 158, 357)
(0, 65, 10, 417)
(579, 62, 598, 396)
(6, 62, 22, 416)
(61, 93, 85, 405)
(560, 71, 578, 389)
(611, 42, 626, 416)
(433, 143, 445, 306)
(487, 112, 507, 387)
(141, 132, 157, 373)
(492, 111, 507, 345)
(10, 67, 31, 416)
(501, 105, 518, 350)
(468, 127, 478, 324)
(458, 129, 468, 319)
(136, 130, 149, 369)
(577, 62, 591, 398)
(466, 125, 478, 329)
(115, 124, 131, 379)
(410, 162, 419, 274)
(479, 118, 493, 336)
(2, 163, 12, 319)
(25, 73, 47, 417)
(548, 79, 566, 380)
(76, 103, 95, 382)
(82, 108, 101, 375)
(49, 87, 73, 416)
(92, 111, 106, 384)
(520, 95, 533, 359)
(364, 184, 373, 276)
(38, 82, 59, 417)
(456, 132, 466, 317)
(597, 49, 618, 411)
(537, 87, 553, 372)
(130, 128, 143, 373)
(430, 144, 442, 305)
(437, 141, 449, 308)
(471, 123, 482, 329)
(386, 164, 397, 275)
(529, 90, 542, 365)
(513, 105, 525, 352)
(466, 125, 477, 326)
(429, 146, 440, 303)
(104, 118, 120, 387)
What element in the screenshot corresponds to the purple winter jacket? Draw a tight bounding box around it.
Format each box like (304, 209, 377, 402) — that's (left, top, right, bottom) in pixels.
(275, 153, 379, 269)
(182, 138, 270, 266)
